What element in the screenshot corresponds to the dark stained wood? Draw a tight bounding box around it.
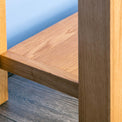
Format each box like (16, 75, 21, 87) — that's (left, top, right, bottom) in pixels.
(0, 75, 78, 122)
(78, 0, 110, 121)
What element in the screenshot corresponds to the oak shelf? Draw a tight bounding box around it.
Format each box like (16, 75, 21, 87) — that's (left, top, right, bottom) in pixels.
(0, 13, 78, 98)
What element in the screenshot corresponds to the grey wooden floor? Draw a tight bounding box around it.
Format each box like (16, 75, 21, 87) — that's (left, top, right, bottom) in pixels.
(0, 75, 78, 122)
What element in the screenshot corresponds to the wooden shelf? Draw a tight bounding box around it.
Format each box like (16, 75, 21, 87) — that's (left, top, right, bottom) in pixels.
(0, 13, 78, 98)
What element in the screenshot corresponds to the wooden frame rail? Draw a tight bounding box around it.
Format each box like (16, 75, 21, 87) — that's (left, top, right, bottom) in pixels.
(79, 0, 122, 122)
(0, 0, 8, 105)
(0, 0, 122, 121)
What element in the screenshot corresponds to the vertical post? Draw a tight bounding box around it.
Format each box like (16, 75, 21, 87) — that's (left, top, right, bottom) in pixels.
(111, 0, 122, 122)
(0, 0, 8, 105)
(79, 0, 122, 121)
(78, 0, 110, 121)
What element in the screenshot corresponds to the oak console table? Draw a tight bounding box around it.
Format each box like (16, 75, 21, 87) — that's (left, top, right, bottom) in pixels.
(0, 0, 122, 122)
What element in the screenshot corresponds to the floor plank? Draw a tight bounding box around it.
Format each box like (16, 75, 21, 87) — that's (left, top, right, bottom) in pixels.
(0, 114, 15, 122)
(0, 75, 78, 122)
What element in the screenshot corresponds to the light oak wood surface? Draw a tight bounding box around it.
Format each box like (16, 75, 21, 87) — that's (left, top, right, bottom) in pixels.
(0, 13, 78, 98)
(111, 0, 122, 121)
(0, 0, 8, 105)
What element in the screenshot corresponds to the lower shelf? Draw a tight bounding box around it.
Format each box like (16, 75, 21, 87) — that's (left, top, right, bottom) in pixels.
(0, 13, 78, 98)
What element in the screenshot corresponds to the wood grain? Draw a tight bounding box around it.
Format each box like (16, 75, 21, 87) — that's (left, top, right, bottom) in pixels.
(79, 0, 110, 121)
(111, 0, 122, 121)
(0, 13, 78, 98)
(0, 0, 8, 105)
(0, 114, 14, 122)
(0, 75, 78, 122)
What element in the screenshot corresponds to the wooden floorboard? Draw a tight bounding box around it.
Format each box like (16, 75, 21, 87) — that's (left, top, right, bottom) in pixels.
(0, 75, 78, 122)
(0, 114, 15, 122)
